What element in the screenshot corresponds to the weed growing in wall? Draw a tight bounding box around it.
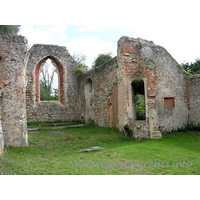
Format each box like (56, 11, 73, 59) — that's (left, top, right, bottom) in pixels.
(123, 124, 133, 137)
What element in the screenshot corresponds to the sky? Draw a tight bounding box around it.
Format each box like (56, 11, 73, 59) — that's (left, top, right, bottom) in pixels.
(19, 25, 131, 67)
(2, 0, 197, 69)
(14, 0, 199, 91)
(19, 22, 200, 68)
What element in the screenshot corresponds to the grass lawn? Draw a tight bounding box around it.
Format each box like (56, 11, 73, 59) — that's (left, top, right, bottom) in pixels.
(0, 121, 200, 175)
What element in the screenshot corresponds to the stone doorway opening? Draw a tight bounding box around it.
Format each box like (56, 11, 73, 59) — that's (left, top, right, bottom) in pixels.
(132, 80, 146, 120)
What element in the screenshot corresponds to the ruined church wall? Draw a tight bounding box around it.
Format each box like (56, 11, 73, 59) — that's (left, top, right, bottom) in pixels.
(188, 75, 200, 126)
(79, 58, 119, 128)
(117, 37, 161, 138)
(0, 35, 28, 147)
(143, 43, 189, 132)
(0, 98, 3, 154)
(26, 44, 80, 122)
(116, 36, 189, 138)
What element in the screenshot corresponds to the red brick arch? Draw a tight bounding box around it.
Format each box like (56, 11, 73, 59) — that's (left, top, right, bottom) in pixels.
(35, 55, 65, 103)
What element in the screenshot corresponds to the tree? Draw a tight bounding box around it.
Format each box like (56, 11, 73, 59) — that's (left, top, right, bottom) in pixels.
(180, 58, 200, 75)
(72, 52, 88, 74)
(92, 53, 112, 68)
(72, 52, 87, 64)
(40, 59, 58, 101)
(135, 94, 145, 120)
(0, 25, 20, 35)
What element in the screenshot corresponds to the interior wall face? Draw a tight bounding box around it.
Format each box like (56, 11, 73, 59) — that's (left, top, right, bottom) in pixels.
(155, 45, 189, 132)
(26, 44, 80, 122)
(79, 58, 119, 128)
(85, 78, 94, 123)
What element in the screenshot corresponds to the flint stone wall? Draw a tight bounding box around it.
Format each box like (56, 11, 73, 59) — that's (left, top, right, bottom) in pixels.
(1, 34, 200, 153)
(116, 37, 190, 138)
(0, 96, 3, 154)
(26, 44, 80, 122)
(117, 37, 160, 138)
(79, 58, 119, 128)
(150, 42, 189, 132)
(188, 75, 200, 126)
(0, 35, 28, 147)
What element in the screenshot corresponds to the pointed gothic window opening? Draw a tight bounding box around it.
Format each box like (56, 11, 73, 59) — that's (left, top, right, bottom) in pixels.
(39, 58, 59, 101)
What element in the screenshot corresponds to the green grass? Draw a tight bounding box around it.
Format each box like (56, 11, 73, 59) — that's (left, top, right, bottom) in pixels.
(0, 122, 200, 175)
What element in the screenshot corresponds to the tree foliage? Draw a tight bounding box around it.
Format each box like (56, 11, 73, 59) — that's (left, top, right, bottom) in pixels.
(180, 59, 200, 75)
(135, 94, 145, 120)
(92, 53, 112, 68)
(40, 82, 58, 101)
(0, 25, 20, 35)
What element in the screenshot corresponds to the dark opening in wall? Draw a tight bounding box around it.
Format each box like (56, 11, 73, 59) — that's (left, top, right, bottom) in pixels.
(164, 97, 175, 107)
(132, 80, 146, 120)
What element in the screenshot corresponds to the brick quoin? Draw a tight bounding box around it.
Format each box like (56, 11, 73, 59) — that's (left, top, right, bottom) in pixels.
(183, 81, 190, 110)
(124, 48, 158, 100)
(96, 81, 101, 90)
(107, 83, 118, 128)
(97, 108, 101, 117)
(123, 41, 158, 99)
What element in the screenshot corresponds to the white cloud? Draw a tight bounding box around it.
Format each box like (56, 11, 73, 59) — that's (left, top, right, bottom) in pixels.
(19, 20, 200, 66)
(48, 25, 68, 41)
(19, 25, 68, 47)
(65, 36, 117, 67)
(77, 25, 134, 32)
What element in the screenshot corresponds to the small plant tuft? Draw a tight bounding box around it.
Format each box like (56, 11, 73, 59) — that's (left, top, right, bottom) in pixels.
(85, 119, 96, 127)
(75, 67, 84, 75)
(123, 124, 133, 137)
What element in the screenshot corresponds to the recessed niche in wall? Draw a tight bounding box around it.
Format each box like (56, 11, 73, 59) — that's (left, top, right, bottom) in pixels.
(164, 97, 175, 108)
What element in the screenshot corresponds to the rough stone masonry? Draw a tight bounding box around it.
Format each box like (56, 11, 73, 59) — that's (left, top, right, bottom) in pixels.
(0, 35, 28, 150)
(26, 44, 79, 122)
(0, 34, 200, 155)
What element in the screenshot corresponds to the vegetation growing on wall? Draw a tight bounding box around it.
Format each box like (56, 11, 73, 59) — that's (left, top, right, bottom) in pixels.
(180, 59, 200, 75)
(0, 25, 20, 35)
(73, 53, 88, 75)
(123, 124, 133, 137)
